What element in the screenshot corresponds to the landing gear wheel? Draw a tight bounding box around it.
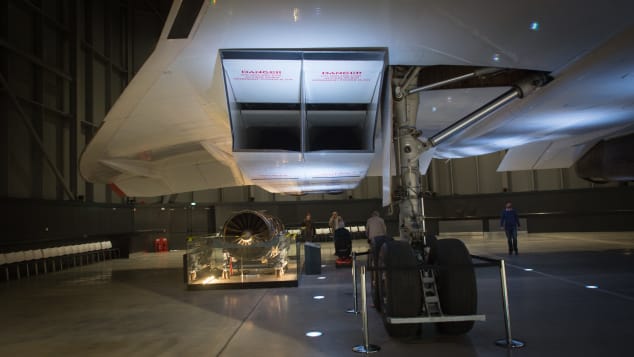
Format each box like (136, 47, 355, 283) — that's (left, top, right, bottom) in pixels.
(378, 240, 422, 338)
(433, 238, 477, 335)
(369, 236, 392, 311)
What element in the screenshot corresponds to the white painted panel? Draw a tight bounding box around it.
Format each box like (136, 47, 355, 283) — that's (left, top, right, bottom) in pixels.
(223, 59, 302, 103)
(303, 60, 384, 103)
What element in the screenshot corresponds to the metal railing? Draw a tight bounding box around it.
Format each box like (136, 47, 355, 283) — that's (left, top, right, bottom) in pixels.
(347, 249, 526, 351)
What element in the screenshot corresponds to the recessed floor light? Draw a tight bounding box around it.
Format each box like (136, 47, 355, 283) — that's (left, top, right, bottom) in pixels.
(306, 331, 323, 337)
(313, 295, 325, 300)
(585, 285, 599, 289)
(524, 268, 534, 272)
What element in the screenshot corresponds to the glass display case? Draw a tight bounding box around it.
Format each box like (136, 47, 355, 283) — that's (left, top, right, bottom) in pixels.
(186, 210, 301, 289)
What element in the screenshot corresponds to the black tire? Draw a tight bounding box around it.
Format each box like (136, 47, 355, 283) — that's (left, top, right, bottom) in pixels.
(378, 240, 422, 338)
(369, 235, 392, 311)
(433, 238, 477, 335)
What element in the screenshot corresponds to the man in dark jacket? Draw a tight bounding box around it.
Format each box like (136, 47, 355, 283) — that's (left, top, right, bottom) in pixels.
(500, 201, 521, 255)
(302, 212, 316, 242)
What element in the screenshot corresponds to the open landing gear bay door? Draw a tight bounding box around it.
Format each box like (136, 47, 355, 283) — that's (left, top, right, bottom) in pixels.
(220, 50, 387, 194)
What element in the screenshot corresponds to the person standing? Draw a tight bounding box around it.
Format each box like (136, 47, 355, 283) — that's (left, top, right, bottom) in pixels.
(365, 210, 387, 245)
(500, 202, 521, 255)
(302, 212, 316, 242)
(328, 211, 339, 234)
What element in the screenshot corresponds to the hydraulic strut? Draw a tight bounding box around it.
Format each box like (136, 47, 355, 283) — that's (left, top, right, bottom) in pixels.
(393, 69, 548, 246)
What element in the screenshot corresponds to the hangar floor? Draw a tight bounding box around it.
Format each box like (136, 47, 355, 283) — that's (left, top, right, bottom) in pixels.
(1, 232, 633, 357)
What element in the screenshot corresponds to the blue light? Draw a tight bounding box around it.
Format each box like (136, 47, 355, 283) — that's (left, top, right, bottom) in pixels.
(530, 21, 540, 31)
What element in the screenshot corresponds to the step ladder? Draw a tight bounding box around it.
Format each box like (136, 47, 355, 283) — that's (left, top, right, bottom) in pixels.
(421, 269, 442, 316)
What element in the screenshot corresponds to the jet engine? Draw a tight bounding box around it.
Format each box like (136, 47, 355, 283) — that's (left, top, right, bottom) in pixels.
(221, 210, 289, 269)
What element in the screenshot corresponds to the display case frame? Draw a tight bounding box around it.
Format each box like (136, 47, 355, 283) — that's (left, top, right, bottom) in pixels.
(186, 232, 301, 290)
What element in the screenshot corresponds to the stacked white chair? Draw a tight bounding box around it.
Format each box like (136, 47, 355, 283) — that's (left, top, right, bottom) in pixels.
(90, 242, 100, 262)
(53, 246, 64, 271)
(80, 244, 89, 265)
(41, 248, 53, 273)
(5, 251, 23, 279)
(23, 250, 35, 277)
(32, 249, 44, 275)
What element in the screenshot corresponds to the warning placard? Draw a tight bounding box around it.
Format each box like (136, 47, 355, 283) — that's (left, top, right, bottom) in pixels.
(234, 69, 294, 81)
(315, 71, 369, 82)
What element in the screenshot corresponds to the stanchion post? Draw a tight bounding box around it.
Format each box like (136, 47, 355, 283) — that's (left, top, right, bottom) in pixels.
(495, 259, 525, 349)
(347, 252, 359, 314)
(353, 266, 380, 354)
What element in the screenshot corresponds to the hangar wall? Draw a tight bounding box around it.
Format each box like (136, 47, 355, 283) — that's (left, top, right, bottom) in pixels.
(1, 0, 171, 203)
(1, 0, 631, 254)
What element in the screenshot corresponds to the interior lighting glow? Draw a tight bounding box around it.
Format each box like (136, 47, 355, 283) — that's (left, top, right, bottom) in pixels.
(530, 21, 540, 31)
(293, 8, 300, 22)
(585, 285, 599, 289)
(321, 264, 326, 268)
(161, 207, 166, 211)
(313, 295, 325, 300)
(306, 331, 323, 337)
(202, 276, 216, 285)
(190, 202, 197, 206)
(317, 276, 326, 280)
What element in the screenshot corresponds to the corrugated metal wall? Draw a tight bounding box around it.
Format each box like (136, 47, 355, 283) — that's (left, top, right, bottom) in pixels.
(2, 0, 170, 202)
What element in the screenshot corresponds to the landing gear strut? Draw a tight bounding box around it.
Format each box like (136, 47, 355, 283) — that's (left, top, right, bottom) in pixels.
(370, 67, 545, 337)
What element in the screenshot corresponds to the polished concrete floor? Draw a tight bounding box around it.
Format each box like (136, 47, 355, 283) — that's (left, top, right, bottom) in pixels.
(1, 232, 633, 357)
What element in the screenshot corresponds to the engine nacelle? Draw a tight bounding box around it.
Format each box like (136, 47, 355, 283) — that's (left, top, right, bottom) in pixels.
(575, 133, 634, 183)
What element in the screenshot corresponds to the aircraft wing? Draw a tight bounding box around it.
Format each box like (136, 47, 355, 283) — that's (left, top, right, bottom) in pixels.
(415, 22, 634, 171)
(80, 0, 634, 197)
